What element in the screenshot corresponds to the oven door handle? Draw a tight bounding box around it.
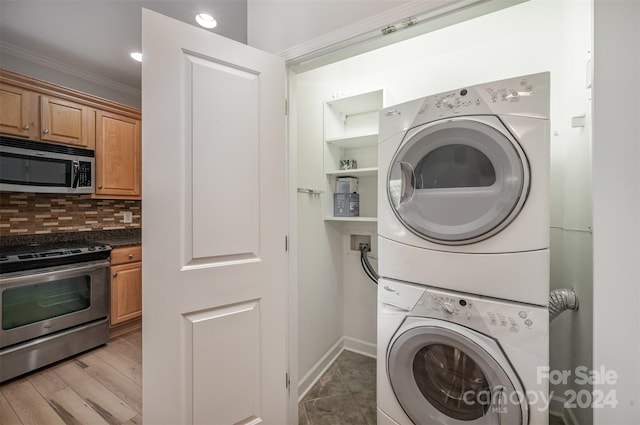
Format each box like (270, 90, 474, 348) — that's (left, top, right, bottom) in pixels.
(0, 259, 111, 286)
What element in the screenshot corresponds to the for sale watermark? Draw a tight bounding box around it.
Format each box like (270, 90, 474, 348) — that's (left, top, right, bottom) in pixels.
(538, 365, 619, 409)
(460, 366, 619, 412)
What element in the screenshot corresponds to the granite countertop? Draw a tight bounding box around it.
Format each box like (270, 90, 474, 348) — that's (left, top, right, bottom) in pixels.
(0, 228, 141, 250)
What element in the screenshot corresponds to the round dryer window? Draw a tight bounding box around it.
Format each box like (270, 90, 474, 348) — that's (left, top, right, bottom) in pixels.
(387, 116, 530, 244)
(388, 324, 527, 425)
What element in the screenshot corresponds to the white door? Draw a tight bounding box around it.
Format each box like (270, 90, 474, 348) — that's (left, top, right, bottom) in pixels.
(141, 9, 288, 425)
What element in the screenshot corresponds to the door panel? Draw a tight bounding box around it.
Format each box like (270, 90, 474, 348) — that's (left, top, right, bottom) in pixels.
(187, 301, 260, 424)
(142, 9, 287, 425)
(186, 53, 260, 262)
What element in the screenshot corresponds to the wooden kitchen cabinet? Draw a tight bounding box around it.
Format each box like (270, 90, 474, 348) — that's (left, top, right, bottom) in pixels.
(0, 83, 95, 147)
(0, 83, 39, 139)
(40, 95, 95, 148)
(110, 245, 142, 334)
(95, 110, 141, 199)
(1, 70, 142, 200)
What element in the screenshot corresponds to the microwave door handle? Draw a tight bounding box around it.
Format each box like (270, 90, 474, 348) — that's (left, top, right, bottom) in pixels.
(71, 160, 80, 188)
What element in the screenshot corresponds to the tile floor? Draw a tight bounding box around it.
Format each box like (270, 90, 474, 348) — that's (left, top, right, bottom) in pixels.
(299, 350, 376, 425)
(299, 349, 566, 425)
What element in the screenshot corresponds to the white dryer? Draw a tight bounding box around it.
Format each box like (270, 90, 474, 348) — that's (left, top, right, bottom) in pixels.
(377, 278, 549, 425)
(377, 73, 550, 305)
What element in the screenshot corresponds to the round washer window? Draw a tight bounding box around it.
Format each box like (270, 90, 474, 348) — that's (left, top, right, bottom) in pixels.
(387, 324, 525, 425)
(413, 344, 490, 421)
(388, 117, 529, 244)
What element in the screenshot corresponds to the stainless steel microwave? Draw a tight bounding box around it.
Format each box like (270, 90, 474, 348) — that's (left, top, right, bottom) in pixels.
(0, 136, 94, 194)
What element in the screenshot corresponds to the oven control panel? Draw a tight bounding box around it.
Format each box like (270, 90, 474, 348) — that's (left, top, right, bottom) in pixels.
(0, 242, 112, 274)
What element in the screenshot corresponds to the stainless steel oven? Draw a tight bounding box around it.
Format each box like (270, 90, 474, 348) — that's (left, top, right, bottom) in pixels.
(0, 242, 111, 382)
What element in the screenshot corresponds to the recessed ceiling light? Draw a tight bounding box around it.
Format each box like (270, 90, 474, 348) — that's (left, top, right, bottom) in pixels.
(130, 52, 142, 62)
(195, 13, 217, 29)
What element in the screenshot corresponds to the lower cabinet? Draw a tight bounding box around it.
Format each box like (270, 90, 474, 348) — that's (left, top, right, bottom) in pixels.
(110, 245, 142, 335)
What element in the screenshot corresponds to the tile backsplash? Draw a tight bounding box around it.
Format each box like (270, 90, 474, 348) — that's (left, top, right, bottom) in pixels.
(0, 192, 141, 236)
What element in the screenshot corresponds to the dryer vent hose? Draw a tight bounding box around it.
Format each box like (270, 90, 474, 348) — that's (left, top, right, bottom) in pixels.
(549, 289, 579, 321)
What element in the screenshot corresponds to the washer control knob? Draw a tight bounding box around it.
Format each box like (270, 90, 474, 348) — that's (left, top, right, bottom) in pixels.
(442, 302, 455, 315)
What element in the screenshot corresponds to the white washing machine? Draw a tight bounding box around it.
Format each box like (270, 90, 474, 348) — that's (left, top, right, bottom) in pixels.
(377, 278, 549, 425)
(377, 73, 550, 305)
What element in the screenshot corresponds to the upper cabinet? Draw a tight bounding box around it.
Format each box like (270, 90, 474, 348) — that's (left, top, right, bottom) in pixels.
(1, 84, 96, 148)
(95, 111, 141, 198)
(0, 69, 141, 199)
(0, 84, 38, 139)
(40, 95, 95, 148)
(323, 89, 384, 221)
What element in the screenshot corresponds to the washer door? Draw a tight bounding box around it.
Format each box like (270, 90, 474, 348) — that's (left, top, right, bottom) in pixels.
(388, 323, 527, 425)
(387, 116, 529, 244)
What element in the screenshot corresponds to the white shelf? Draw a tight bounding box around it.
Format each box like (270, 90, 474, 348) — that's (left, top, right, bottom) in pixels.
(326, 167, 378, 178)
(326, 90, 383, 116)
(324, 216, 378, 222)
(323, 89, 383, 221)
(325, 133, 378, 149)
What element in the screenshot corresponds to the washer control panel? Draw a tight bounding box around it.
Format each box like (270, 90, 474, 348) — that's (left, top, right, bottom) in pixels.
(410, 285, 548, 347)
(378, 278, 548, 347)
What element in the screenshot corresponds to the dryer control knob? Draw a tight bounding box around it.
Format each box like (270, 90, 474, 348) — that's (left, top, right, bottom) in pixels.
(442, 302, 455, 315)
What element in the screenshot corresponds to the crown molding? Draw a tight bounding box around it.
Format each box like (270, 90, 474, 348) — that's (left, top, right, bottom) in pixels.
(0, 41, 141, 98)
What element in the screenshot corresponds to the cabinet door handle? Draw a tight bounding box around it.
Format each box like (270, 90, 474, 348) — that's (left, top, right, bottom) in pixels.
(43, 129, 49, 134)
(128, 254, 134, 259)
(98, 185, 103, 189)
(22, 124, 30, 130)
(113, 272, 118, 278)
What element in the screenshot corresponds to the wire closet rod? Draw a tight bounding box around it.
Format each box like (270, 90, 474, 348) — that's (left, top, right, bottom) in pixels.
(297, 188, 323, 194)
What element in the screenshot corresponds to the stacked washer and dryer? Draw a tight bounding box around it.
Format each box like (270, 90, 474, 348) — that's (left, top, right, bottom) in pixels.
(376, 73, 551, 425)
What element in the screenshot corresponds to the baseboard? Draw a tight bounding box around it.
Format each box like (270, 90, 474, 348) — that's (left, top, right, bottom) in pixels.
(297, 338, 344, 401)
(550, 395, 579, 425)
(343, 336, 377, 359)
(108, 317, 141, 339)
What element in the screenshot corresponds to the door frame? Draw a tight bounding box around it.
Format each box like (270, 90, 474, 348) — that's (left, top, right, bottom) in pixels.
(280, 0, 527, 420)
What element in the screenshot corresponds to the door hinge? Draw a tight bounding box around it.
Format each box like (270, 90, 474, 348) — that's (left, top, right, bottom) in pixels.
(285, 99, 289, 116)
(285, 236, 288, 252)
(286, 372, 290, 389)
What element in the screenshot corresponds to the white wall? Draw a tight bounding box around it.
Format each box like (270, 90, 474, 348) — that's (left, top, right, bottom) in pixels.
(1, 51, 141, 108)
(247, 0, 409, 54)
(295, 75, 345, 381)
(294, 2, 593, 420)
(592, 0, 640, 423)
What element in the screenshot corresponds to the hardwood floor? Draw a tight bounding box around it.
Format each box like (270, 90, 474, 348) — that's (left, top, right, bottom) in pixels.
(0, 330, 142, 425)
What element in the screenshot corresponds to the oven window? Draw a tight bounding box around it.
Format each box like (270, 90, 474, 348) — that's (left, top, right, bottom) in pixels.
(2, 276, 91, 330)
(413, 343, 490, 421)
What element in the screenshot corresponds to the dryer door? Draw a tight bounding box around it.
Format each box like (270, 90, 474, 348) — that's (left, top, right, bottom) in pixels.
(387, 116, 529, 244)
(388, 323, 527, 425)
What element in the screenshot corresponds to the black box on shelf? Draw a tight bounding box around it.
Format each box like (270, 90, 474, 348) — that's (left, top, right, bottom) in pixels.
(334, 193, 359, 217)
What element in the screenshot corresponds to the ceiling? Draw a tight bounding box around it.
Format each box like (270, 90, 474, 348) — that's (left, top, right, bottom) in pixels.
(0, 1, 248, 92)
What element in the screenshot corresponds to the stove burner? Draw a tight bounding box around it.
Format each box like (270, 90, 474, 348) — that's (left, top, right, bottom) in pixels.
(0, 241, 112, 274)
